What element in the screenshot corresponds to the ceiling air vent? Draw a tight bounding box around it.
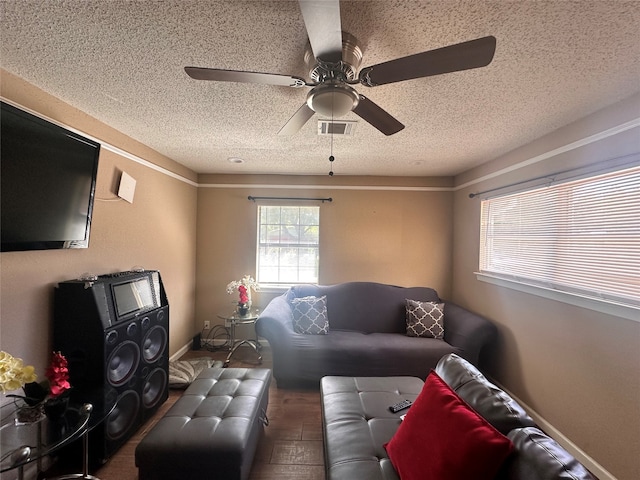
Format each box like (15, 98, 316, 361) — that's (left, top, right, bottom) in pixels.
(317, 120, 357, 136)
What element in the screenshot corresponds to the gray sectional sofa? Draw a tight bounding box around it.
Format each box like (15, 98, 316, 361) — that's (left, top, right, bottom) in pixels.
(255, 282, 497, 387)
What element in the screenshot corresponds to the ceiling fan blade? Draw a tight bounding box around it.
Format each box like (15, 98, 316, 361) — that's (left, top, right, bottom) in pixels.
(359, 36, 497, 87)
(185, 67, 308, 88)
(298, 0, 343, 63)
(352, 95, 404, 136)
(278, 103, 316, 135)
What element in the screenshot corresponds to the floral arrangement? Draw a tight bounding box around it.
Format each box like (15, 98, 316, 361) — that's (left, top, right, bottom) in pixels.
(226, 275, 260, 305)
(1, 351, 70, 403)
(0, 351, 37, 393)
(46, 351, 71, 398)
(238, 285, 249, 304)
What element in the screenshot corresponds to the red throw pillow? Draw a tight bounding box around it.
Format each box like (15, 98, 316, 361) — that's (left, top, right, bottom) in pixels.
(384, 370, 513, 480)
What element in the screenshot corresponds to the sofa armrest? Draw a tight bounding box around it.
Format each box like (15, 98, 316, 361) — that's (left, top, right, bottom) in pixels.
(442, 302, 497, 366)
(255, 294, 300, 384)
(256, 293, 294, 339)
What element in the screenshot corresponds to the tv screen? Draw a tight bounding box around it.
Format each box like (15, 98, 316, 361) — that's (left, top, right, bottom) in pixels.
(113, 277, 157, 317)
(1, 101, 100, 252)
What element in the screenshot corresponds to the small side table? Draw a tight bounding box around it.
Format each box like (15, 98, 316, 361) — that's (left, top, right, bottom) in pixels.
(0, 402, 91, 480)
(217, 309, 262, 367)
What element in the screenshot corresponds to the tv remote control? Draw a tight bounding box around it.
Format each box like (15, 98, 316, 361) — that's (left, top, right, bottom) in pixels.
(389, 399, 412, 413)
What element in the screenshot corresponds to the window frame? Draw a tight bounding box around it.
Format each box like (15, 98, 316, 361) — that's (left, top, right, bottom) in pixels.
(476, 165, 640, 322)
(255, 204, 320, 288)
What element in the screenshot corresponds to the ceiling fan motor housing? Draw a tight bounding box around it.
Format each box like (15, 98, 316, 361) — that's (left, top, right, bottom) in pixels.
(304, 31, 363, 82)
(304, 31, 363, 117)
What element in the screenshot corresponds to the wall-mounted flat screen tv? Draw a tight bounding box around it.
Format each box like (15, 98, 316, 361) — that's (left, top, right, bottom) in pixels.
(1, 101, 101, 252)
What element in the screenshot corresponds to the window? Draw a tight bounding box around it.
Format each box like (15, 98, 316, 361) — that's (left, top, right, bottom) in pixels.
(479, 165, 640, 308)
(257, 205, 320, 285)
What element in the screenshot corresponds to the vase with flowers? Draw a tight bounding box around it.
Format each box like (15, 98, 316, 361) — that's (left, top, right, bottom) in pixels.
(226, 275, 260, 316)
(1, 350, 71, 423)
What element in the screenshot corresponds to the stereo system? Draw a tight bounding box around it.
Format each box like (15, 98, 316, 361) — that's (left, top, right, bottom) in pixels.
(54, 270, 169, 464)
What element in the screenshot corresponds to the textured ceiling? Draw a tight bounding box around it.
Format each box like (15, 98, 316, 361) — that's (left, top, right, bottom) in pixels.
(1, 1, 639, 177)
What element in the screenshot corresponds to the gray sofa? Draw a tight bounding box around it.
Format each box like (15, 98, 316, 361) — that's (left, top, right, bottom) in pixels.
(321, 353, 597, 480)
(255, 282, 497, 387)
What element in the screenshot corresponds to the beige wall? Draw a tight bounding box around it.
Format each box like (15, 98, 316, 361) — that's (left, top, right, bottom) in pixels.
(195, 175, 454, 329)
(451, 92, 640, 480)
(0, 71, 198, 376)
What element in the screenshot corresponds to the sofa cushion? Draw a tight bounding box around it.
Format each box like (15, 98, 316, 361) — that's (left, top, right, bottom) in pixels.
(281, 331, 459, 383)
(501, 427, 597, 480)
(405, 299, 445, 339)
(436, 353, 536, 434)
(321, 375, 425, 480)
(384, 371, 513, 480)
(291, 295, 329, 334)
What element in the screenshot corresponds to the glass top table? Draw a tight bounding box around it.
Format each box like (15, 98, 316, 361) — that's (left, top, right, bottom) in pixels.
(1, 387, 117, 480)
(1, 401, 90, 479)
(217, 308, 263, 367)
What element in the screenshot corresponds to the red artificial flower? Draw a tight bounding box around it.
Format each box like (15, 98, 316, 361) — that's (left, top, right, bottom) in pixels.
(238, 284, 249, 304)
(45, 351, 71, 398)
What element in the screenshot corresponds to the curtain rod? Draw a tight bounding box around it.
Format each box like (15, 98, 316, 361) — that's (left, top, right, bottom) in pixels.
(248, 196, 333, 203)
(469, 154, 640, 199)
(468, 175, 552, 198)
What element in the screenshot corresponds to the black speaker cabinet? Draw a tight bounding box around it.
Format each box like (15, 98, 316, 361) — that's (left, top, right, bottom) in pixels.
(54, 270, 169, 464)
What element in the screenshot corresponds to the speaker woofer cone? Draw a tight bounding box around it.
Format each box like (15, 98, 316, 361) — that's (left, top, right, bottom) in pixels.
(107, 341, 140, 386)
(106, 390, 140, 440)
(142, 326, 167, 363)
(143, 368, 168, 408)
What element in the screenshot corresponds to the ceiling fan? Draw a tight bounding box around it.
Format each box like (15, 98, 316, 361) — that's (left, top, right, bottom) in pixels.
(185, 0, 496, 136)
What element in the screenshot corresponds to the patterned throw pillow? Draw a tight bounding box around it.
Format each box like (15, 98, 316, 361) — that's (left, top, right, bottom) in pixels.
(405, 299, 445, 339)
(291, 295, 329, 335)
(168, 358, 217, 389)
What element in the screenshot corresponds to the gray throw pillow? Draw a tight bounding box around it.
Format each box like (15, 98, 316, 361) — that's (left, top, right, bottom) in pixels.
(405, 299, 445, 339)
(291, 295, 329, 335)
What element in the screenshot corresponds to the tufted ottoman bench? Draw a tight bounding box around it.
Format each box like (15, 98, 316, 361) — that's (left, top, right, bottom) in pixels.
(135, 367, 271, 480)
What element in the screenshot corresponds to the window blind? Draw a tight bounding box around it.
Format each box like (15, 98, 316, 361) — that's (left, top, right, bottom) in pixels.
(480, 165, 640, 307)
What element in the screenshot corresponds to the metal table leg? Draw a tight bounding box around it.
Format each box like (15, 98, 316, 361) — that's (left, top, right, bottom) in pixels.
(223, 339, 263, 367)
(46, 405, 100, 480)
(218, 310, 262, 367)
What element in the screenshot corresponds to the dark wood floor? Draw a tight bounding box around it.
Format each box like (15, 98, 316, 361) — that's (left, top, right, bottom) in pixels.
(93, 345, 325, 480)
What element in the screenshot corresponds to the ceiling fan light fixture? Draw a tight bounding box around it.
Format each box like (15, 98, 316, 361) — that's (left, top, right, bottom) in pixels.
(307, 84, 359, 118)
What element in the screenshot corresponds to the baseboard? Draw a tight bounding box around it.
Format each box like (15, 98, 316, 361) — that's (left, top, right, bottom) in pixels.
(494, 381, 616, 480)
(200, 338, 271, 349)
(170, 338, 270, 361)
(170, 341, 192, 361)
(201, 338, 230, 348)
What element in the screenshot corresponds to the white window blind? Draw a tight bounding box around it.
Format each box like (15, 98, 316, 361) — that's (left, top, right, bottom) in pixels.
(480, 165, 640, 307)
(256, 205, 319, 285)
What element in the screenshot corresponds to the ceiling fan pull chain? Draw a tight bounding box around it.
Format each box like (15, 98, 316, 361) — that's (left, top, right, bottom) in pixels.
(329, 93, 335, 176)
